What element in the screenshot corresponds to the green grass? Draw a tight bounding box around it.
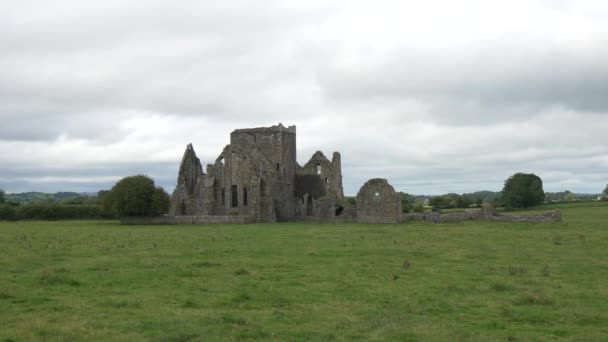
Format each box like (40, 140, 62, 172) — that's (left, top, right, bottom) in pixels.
(1, 205, 607, 341)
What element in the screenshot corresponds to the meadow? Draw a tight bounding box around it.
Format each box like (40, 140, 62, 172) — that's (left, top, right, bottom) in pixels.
(1, 203, 607, 341)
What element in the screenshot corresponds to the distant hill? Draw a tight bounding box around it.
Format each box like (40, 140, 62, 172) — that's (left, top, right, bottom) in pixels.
(5, 192, 98, 204)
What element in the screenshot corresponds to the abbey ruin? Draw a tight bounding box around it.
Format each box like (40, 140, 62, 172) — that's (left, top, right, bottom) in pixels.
(122, 123, 561, 225)
(166, 123, 359, 223)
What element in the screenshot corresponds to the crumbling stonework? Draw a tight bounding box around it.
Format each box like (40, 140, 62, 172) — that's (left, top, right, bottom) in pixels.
(299, 151, 344, 200)
(356, 178, 401, 224)
(485, 209, 562, 223)
(169, 144, 204, 216)
(153, 123, 563, 226)
(436, 204, 561, 224)
(165, 124, 349, 224)
(398, 204, 561, 224)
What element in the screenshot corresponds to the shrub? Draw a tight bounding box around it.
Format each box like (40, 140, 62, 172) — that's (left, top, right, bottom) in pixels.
(103, 175, 170, 217)
(0, 203, 116, 221)
(501, 173, 545, 208)
(0, 204, 17, 220)
(412, 200, 425, 213)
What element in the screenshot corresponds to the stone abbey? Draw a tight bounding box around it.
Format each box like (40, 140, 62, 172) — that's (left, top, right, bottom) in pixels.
(168, 124, 400, 223)
(141, 123, 559, 225)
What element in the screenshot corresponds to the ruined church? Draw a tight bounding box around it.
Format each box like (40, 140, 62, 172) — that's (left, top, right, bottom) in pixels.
(121, 123, 561, 225)
(168, 123, 400, 223)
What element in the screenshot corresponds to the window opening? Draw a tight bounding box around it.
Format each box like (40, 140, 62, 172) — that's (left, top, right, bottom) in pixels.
(260, 180, 266, 197)
(316, 163, 321, 175)
(306, 195, 313, 216)
(231, 185, 238, 208)
(221, 188, 225, 206)
(243, 187, 248, 206)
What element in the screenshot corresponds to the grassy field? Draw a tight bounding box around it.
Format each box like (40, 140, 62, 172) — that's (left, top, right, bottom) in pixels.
(1, 203, 607, 341)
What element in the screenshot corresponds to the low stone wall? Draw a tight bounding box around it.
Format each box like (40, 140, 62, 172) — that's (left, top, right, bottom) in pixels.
(440, 206, 561, 224)
(121, 215, 256, 225)
(401, 205, 562, 224)
(122, 205, 561, 225)
(487, 210, 562, 223)
(400, 212, 440, 223)
(291, 207, 357, 223)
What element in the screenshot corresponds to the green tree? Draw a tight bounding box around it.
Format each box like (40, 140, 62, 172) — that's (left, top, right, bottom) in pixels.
(603, 184, 608, 196)
(103, 175, 170, 217)
(501, 173, 545, 208)
(475, 198, 483, 207)
(401, 199, 412, 213)
(565, 192, 577, 202)
(0, 189, 5, 204)
(429, 196, 446, 208)
(412, 199, 425, 213)
(400, 192, 417, 205)
(456, 195, 472, 208)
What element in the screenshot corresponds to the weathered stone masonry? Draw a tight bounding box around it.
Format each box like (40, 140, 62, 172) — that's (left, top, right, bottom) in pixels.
(163, 123, 350, 224)
(122, 123, 562, 225)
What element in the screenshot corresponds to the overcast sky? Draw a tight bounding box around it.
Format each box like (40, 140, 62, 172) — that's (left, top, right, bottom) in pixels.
(1, 0, 607, 195)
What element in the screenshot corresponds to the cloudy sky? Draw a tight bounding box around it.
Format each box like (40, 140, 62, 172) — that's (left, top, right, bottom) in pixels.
(1, 0, 607, 195)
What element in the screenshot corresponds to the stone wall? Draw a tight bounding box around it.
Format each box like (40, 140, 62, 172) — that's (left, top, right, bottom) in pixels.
(300, 151, 344, 200)
(121, 215, 256, 225)
(486, 210, 562, 223)
(169, 144, 204, 216)
(400, 204, 562, 224)
(356, 178, 401, 224)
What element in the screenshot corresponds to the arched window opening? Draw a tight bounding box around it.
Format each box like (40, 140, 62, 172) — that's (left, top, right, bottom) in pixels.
(221, 188, 226, 206)
(325, 177, 328, 184)
(243, 187, 248, 206)
(276, 163, 280, 171)
(316, 163, 321, 175)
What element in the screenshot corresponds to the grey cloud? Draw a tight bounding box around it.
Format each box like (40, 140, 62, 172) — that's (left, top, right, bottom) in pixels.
(0, 1, 607, 196)
(320, 42, 608, 124)
(0, 161, 177, 193)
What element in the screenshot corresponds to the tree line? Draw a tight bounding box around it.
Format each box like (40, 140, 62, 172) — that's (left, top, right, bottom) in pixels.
(1, 175, 607, 220)
(0, 175, 169, 220)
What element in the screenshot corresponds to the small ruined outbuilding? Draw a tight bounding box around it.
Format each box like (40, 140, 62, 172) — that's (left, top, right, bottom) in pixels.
(356, 179, 401, 224)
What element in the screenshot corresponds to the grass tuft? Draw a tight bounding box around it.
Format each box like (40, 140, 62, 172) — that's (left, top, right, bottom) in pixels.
(222, 313, 247, 326)
(508, 266, 527, 276)
(231, 293, 251, 303)
(39, 269, 80, 286)
(490, 282, 513, 292)
(234, 268, 249, 276)
(181, 299, 199, 309)
(512, 293, 554, 306)
(191, 261, 221, 268)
